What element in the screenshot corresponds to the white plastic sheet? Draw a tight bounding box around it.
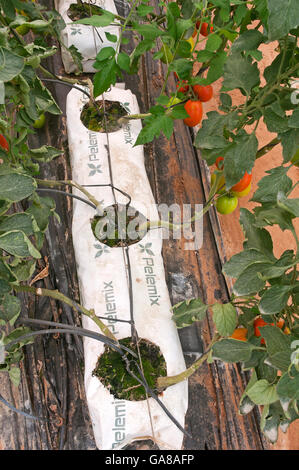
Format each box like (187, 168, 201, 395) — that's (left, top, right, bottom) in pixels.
(54, 0, 120, 73)
(66, 85, 188, 450)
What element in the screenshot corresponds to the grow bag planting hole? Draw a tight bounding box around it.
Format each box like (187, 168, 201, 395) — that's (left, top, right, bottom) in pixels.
(81, 100, 128, 133)
(67, 2, 107, 21)
(92, 337, 167, 401)
(91, 203, 148, 247)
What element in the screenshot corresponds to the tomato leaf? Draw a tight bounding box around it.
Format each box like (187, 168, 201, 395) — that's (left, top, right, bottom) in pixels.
(223, 248, 271, 278)
(231, 30, 264, 52)
(251, 166, 292, 203)
(0, 172, 36, 202)
(267, 0, 299, 40)
(74, 12, 115, 28)
(172, 297, 208, 328)
(223, 132, 258, 188)
(93, 59, 119, 97)
(259, 285, 292, 315)
(240, 209, 274, 258)
(212, 338, 257, 363)
(134, 114, 174, 146)
(247, 379, 279, 405)
(0, 294, 21, 326)
(222, 53, 260, 95)
(212, 302, 237, 336)
(0, 230, 41, 258)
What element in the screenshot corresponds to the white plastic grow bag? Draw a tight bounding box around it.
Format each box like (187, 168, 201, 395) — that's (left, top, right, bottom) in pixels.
(66, 85, 188, 450)
(54, 0, 120, 73)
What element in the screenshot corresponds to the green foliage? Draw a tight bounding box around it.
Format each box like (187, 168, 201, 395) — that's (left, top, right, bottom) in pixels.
(172, 297, 208, 328)
(0, 0, 70, 383)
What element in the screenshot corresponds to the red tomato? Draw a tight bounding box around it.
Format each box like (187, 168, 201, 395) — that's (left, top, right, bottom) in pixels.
(231, 172, 252, 193)
(0, 135, 9, 152)
(200, 22, 213, 37)
(215, 156, 224, 170)
(254, 317, 285, 345)
(254, 318, 267, 344)
(183, 100, 203, 127)
(193, 84, 213, 102)
(176, 81, 189, 93)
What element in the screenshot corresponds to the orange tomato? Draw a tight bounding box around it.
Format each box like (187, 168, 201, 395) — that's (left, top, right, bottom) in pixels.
(183, 100, 203, 127)
(230, 328, 248, 341)
(231, 172, 252, 193)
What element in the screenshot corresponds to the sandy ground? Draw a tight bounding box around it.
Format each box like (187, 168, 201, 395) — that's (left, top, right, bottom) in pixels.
(196, 38, 299, 449)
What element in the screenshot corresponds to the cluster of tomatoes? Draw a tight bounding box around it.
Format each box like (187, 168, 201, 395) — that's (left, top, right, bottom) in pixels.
(172, 77, 213, 127)
(230, 317, 290, 344)
(210, 156, 252, 215)
(170, 22, 215, 128)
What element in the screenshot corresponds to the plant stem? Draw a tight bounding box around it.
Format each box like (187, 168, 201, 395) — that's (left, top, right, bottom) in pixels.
(13, 284, 117, 342)
(256, 137, 280, 159)
(36, 179, 102, 209)
(118, 113, 152, 123)
(156, 333, 221, 389)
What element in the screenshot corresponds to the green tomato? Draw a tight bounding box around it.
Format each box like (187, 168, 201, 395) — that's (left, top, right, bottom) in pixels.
(216, 194, 238, 215)
(16, 24, 30, 35)
(291, 148, 299, 167)
(33, 113, 46, 129)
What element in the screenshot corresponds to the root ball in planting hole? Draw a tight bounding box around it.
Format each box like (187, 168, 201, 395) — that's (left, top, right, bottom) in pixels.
(92, 337, 167, 401)
(67, 3, 107, 21)
(81, 100, 128, 133)
(91, 204, 148, 247)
